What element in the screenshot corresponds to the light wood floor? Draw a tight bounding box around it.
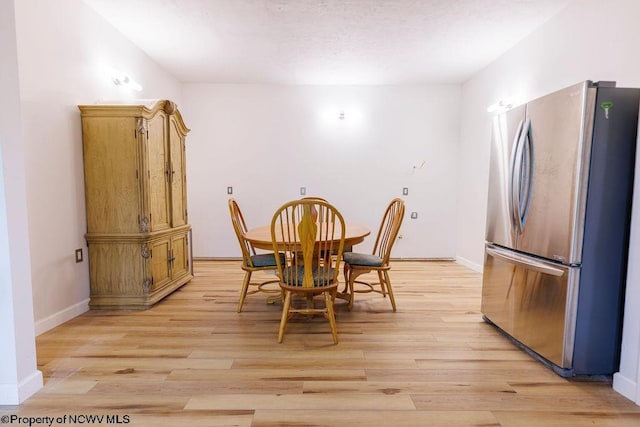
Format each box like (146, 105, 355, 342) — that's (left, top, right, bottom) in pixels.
(2, 260, 640, 426)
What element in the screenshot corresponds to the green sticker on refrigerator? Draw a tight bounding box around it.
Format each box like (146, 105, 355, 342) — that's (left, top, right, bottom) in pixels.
(601, 101, 613, 119)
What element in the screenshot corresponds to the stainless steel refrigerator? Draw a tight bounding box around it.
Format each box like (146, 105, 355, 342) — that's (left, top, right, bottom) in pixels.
(481, 81, 640, 377)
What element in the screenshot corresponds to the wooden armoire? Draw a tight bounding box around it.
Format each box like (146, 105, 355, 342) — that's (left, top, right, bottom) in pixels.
(79, 100, 192, 309)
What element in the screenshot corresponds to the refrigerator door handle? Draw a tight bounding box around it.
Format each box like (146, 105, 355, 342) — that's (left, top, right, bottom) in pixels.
(513, 118, 532, 233)
(509, 119, 525, 233)
(486, 245, 565, 277)
(519, 119, 534, 230)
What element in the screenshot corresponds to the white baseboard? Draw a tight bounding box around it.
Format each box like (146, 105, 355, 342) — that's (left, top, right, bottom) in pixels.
(613, 372, 639, 404)
(34, 298, 90, 336)
(0, 369, 43, 405)
(455, 256, 483, 273)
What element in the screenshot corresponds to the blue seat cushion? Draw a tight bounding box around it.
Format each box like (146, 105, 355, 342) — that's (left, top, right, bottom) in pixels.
(343, 252, 383, 267)
(250, 252, 285, 268)
(283, 265, 336, 287)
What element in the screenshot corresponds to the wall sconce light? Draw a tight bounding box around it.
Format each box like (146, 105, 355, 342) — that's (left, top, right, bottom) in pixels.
(111, 69, 142, 92)
(487, 95, 522, 114)
(319, 106, 364, 129)
(487, 99, 514, 114)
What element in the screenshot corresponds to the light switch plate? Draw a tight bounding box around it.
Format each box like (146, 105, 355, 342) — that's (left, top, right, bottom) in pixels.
(403, 187, 409, 196)
(75, 248, 83, 263)
(410, 212, 418, 219)
(227, 186, 233, 195)
(300, 187, 306, 195)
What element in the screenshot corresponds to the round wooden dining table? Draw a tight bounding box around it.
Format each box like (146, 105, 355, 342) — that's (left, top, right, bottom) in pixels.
(244, 223, 370, 251)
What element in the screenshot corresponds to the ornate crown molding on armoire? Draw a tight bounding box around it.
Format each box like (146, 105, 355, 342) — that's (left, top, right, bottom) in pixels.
(79, 100, 193, 309)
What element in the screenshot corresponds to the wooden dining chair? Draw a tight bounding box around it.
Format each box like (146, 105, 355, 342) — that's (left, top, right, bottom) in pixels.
(270, 199, 346, 343)
(228, 198, 282, 313)
(343, 198, 405, 311)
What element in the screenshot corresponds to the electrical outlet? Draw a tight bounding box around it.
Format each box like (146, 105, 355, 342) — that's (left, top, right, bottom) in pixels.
(75, 248, 83, 263)
(300, 187, 306, 196)
(227, 186, 233, 195)
(410, 212, 418, 219)
(403, 187, 409, 196)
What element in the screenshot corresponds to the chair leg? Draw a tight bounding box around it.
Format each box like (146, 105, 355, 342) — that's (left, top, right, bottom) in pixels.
(342, 263, 350, 294)
(383, 270, 397, 312)
(347, 269, 358, 311)
(237, 270, 252, 313)
(377, 271, 387, 297)
(278, 290, 292, 343)
(325, 291, 338, 344)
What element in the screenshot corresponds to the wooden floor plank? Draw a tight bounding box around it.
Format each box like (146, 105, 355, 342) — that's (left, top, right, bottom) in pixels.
(185, 393, 416, 410)
(251, 409, 500, 427)
(494, 411, 640, 427)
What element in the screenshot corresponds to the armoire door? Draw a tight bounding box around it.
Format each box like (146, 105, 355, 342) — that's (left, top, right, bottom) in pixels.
(149, 238, 171, 292)
(146, 112, 171, 232)
(168, 114, 188, 227)
(170, 231, 189, 280)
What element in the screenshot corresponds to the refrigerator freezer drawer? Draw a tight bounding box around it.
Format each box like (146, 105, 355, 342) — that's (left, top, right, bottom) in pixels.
(481, 244, 579, 369)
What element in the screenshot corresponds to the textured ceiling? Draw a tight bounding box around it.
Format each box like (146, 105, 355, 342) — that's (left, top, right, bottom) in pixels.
(83, 0, 569, 85)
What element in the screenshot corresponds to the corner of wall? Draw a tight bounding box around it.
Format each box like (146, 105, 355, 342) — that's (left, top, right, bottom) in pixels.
(0, 370, 43, 405)
(455, 255, 483, 273)
(613, 372, 639, 404)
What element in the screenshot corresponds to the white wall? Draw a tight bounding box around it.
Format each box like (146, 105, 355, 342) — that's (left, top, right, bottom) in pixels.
(0, 0, 42, 405)
(13, 0, 183, 334)
(182, 84, 461, 259)
(457, 0, 640, 404)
